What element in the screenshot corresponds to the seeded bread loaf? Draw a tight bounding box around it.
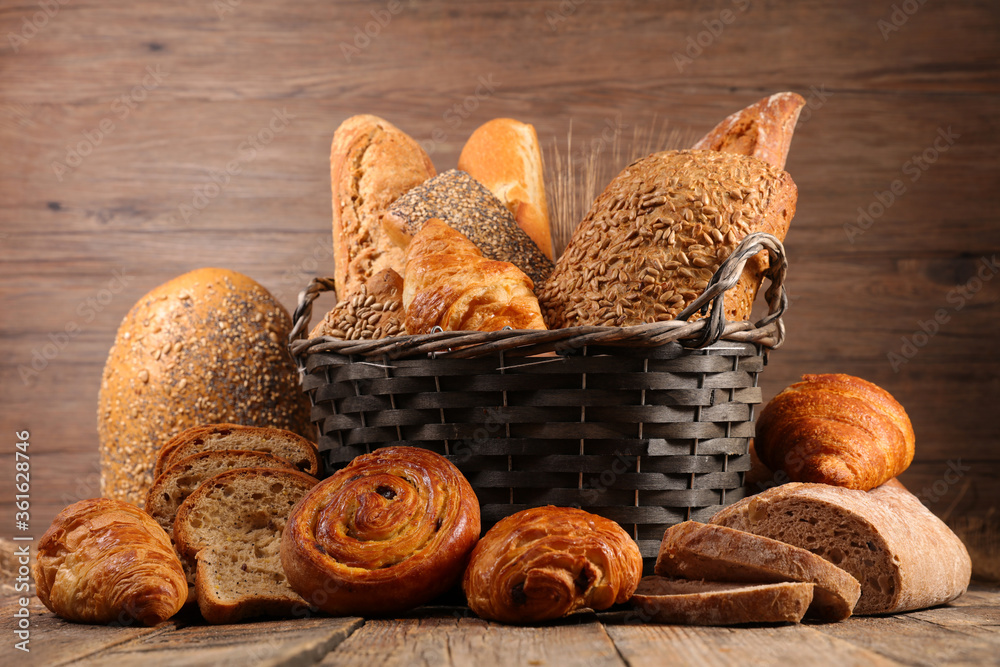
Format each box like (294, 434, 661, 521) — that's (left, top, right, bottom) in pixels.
(710, 482, 972, 615)
(309, 268, 404, 340)
(383, 169, 555, 287)
(173, 468, 319, 624)
(630, 576, 813, 625)
(153, 424, 319, 479)
(537, 150, 796, 328)
(655, 521, 860, 621)
(458, 118, 553, 258)
(331, 115, 436, 299)
(693, 92, 806, 170)
(98, 268, 315, 506)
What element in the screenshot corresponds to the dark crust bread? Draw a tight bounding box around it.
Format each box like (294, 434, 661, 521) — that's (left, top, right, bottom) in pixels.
(655, 521, 861, 621)
(709, 482, 972, 615)
(153, 424, 319, 479)
(630, 576, 813, 625)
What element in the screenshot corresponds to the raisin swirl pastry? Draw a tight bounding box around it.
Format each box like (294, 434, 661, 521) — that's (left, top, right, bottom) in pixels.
(463, 506, 643, 624)
(33, 498, 187, 625)
(280, 446, 480, 615)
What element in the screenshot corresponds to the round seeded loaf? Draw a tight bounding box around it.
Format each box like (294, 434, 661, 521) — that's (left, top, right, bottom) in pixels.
(98, 268, 315, 506)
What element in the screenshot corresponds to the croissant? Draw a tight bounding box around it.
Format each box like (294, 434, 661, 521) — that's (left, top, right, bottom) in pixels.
(403, 218, 547, 334)
(754, 373, 916, 490)
(280, 446, 481, 616)
(33, 498, 187, 625)
(462, 506, 642, 624)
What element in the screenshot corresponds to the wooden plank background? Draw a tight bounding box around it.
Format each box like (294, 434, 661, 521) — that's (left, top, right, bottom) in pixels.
(1, 1, 998, 575)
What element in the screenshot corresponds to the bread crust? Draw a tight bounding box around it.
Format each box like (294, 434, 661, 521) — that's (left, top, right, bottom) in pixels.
(458, 118, 553, 259)
(693, 92, 806, 170)
(98, 268, 315, 506)
(280, 446, 481, 616)
(462, 506, 642, 625)
(331, 115, 436, 298)
(754, 374, 915, 490)
(33, 498, 187, 625)
(310, 268, 404, 340)
(710, 482, 972, 615)
(655, 521, 860, 621)
(631, 576, 813, 625)
(154, 424, 319, 479)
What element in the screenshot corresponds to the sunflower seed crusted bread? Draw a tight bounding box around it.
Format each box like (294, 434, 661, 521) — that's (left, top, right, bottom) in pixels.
(154, 424, 319, 479)
(630, 576, 814, 625)
(310, 268, 404, 340)
(537, 150, 796, 329)
(173, 468, 319, 624)
(383, 169, 554, 287)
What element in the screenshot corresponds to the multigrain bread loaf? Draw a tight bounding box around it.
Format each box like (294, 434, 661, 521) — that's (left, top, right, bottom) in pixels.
(403, 219, 547, 334)
(98, 268, 314, 506)
(153, 424, 319, 479)
(630, 576, 813, 625)
(693, 92, 807, 171)
(655, 521, 860, 621)
(754, 374, 916, 490)
(383, 169, 554, 287)
(710, 482, 972, 615)
(309, 268, 404, 340)
(173, 468, 318, 624)
(537, 150, 796, 328)
(331, 115, 436, 298)
(458, 118, 553, 259)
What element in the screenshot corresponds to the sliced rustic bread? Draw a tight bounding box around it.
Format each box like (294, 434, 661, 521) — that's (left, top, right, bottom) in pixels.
(630, 576, 814, 625)
(173, 468, 319, 624)
(154, 424, 319, 478)
(710, 482, 972, 615)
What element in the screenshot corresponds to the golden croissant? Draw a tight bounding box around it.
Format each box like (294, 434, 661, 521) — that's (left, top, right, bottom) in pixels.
(33, 498, 187, 625)
(463, 506, 642, 624)
(403, 218, 547, 334)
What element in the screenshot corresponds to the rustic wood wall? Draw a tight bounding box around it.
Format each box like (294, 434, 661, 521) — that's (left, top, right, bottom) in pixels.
(2, 1, 998, 575)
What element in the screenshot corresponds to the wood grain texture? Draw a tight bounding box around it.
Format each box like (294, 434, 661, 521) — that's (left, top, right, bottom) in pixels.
(1, 0, 998, 580)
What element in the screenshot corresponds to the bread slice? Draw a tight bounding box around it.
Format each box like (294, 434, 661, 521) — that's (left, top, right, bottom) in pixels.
(710, 482, 972, 615)
(692, 92, 806, 170)
(154, 424, 319, 478)
(630, 576, 813, 625)
(173, 468, 319, 624)
(655, 521, 860, 621)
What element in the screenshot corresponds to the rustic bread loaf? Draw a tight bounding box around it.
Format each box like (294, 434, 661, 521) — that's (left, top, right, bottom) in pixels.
(537, 150, 796, 328)
(754, 374, 915, 490)
(173, 468, 318, 624)
(630, 576, 813, 625)
(331, 114, 436, 299)
(655, 521, 860, 621)
(710, 482, 972, 615)
(458, 118, 553, 259)
(153, 424, 319, 479)
(403, 219, 547, 334)
(98, 268, 315, 507)
(693, 92, 806, 170)
(309, 268, 404, 340)
(383, 169, 554, 287)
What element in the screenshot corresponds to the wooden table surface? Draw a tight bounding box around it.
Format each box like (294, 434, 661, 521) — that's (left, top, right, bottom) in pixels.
(4, 583, 1000, 666)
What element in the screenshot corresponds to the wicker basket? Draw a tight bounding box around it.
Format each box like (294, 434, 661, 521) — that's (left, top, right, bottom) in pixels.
(289, 232, 787, 564)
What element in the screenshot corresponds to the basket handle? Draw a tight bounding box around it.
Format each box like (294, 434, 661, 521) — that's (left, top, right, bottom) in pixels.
(676, 231, 787, 348)
(289, 276, 337, 343)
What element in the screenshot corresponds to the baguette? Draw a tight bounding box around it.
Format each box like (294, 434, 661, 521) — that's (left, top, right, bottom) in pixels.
(630, 576, 813, 625)
(710, 482, 972, 615)
(693, 92, 806, 170)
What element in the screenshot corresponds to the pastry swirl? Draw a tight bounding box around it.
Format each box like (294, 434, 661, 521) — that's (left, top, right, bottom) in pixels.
(462, 506, 643, 624)
(280, 446, 480, 615)
(33, 498, 187, 625)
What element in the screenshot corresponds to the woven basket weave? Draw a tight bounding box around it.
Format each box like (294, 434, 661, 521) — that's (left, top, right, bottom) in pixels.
(289, 232, 787, 564)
